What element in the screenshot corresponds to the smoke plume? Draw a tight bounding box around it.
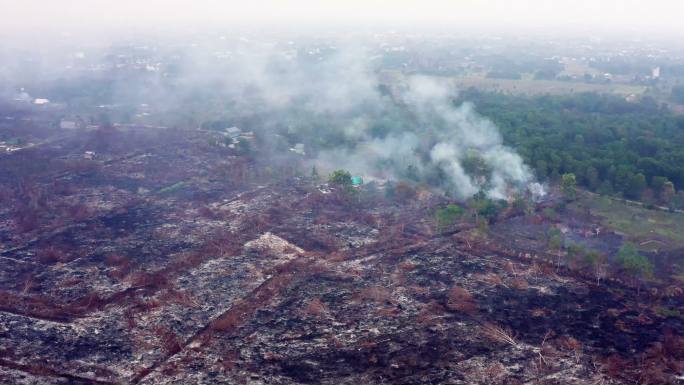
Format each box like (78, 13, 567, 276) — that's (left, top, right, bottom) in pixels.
(0, 36, 543, 199)
(258, 49, 543, 199)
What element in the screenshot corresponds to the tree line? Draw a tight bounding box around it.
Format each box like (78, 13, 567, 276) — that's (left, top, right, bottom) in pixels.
(458, 89, 684, 209)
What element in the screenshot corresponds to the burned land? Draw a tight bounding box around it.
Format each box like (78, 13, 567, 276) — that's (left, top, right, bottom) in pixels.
(0, 121, 683, 385)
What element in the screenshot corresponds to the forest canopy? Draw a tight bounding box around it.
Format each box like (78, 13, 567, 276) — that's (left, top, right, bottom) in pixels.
(458, 89, 684, 206)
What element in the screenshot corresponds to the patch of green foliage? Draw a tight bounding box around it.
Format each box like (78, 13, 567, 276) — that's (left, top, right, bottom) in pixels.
(458, 90, 684, 204)
(584, 250, 608, 283)
(434, 204, 465, 231)
(546, 227, 563, 250)
(469, 192, 507, 224)
(616, 243, 654, 280)
(311, 166, 320, 182)
(566, 242, 586, 260)
(542, 207, 559, 221)
(328, 169, 360, 200)
(157, 181, 187, 194)
(561, 173, 577, 201)
(584, 250, 605, 268)
(655, 306, 682, 318)
(328, 170, 353, 187)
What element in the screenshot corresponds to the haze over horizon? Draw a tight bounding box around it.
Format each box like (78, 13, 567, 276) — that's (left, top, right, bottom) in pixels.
(1, 0, 684, 40)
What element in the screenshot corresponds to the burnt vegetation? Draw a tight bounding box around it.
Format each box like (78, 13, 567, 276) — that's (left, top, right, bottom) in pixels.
(0, 118, 682, 385)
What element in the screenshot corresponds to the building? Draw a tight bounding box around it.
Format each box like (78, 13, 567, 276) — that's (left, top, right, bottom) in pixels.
(59, 116, 85, 130)
(290, 143, 305, 155)
(61, 120, 77, 129)
(625, 94, 639, 103)
(13, 92, 31, 103)
(652, 66, 661, 79)
(225, 126, 242, 138)
(351, 176, 363, 187)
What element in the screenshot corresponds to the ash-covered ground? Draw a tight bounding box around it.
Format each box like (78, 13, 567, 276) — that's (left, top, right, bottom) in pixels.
(0, 124, 682, 385)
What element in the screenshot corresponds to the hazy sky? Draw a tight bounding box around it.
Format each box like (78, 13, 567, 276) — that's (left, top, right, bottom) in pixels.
(1, 0, 683, 35)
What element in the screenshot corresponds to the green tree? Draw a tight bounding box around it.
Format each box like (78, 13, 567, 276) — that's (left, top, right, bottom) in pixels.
(234, 139, 253, 157)
(405, 165, 420, 182)
(454, 90, 684, 206)
(585, 166, 600, 190)
(547, 227, 563, 267)
(566, 242, 586, 266)
(650, 176, 669, 193)
(584, 251, 608, 285)
(616, 243, 653, 294)
(510, 194, 530, 216)
(624, 173, 647, 200)
(462, 150, 492, 180)
(328, 170, 353, 187)
(561, 173, 577, 200)
(470, 193, 505, 224)
(661, 181, 675, 206)
(434, 204, 465, 232)
(598, 180, 614, 195)
(535, 159, 548, 178)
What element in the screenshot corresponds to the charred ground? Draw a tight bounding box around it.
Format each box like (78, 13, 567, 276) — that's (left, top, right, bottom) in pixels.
(0, 121, 683, 385)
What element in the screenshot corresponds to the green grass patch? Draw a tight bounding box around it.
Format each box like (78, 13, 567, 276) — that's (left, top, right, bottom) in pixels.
(157, 181, 187, 194)
(573, 195, 684, 250)
(655, 306, 682, 319)
(434, 204, 465, 231)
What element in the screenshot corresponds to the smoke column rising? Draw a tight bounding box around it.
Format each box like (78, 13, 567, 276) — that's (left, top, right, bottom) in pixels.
(291, 53, 543, 199)
(0, 35, 544, 199)
(181, 43, 545, 199)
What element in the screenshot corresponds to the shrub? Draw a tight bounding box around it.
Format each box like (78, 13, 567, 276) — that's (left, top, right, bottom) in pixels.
(470, 193, 506, 224)
(303, 298, 327, 318)
(616, 243, 653, 293)
(542, 207, 559, 221)
(509, 278, 529, 290)
(328, 170, 352, 187)
(446, 286, 477, 314)
(394, 181, 417, 202)
(37, 247, 66, 264)
(584, 251, 608, 284)
(561, 173, 577, 200)
(434, 204, 465, 231)
(356, 286, 393, 304)
(130, 271, 172, 290)
(616, 243, 653, 279)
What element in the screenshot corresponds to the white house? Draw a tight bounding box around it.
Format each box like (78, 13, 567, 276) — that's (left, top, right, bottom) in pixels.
(225, 126, 242, 138)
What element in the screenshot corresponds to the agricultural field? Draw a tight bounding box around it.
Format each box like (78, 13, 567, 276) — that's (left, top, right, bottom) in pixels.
(449, 74, 647, 96)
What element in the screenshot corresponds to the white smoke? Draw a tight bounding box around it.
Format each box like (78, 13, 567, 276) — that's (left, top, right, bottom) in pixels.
(0, 36, 543, 200)
(429, 143, 479, 197)
(311, 68, 542, 199)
